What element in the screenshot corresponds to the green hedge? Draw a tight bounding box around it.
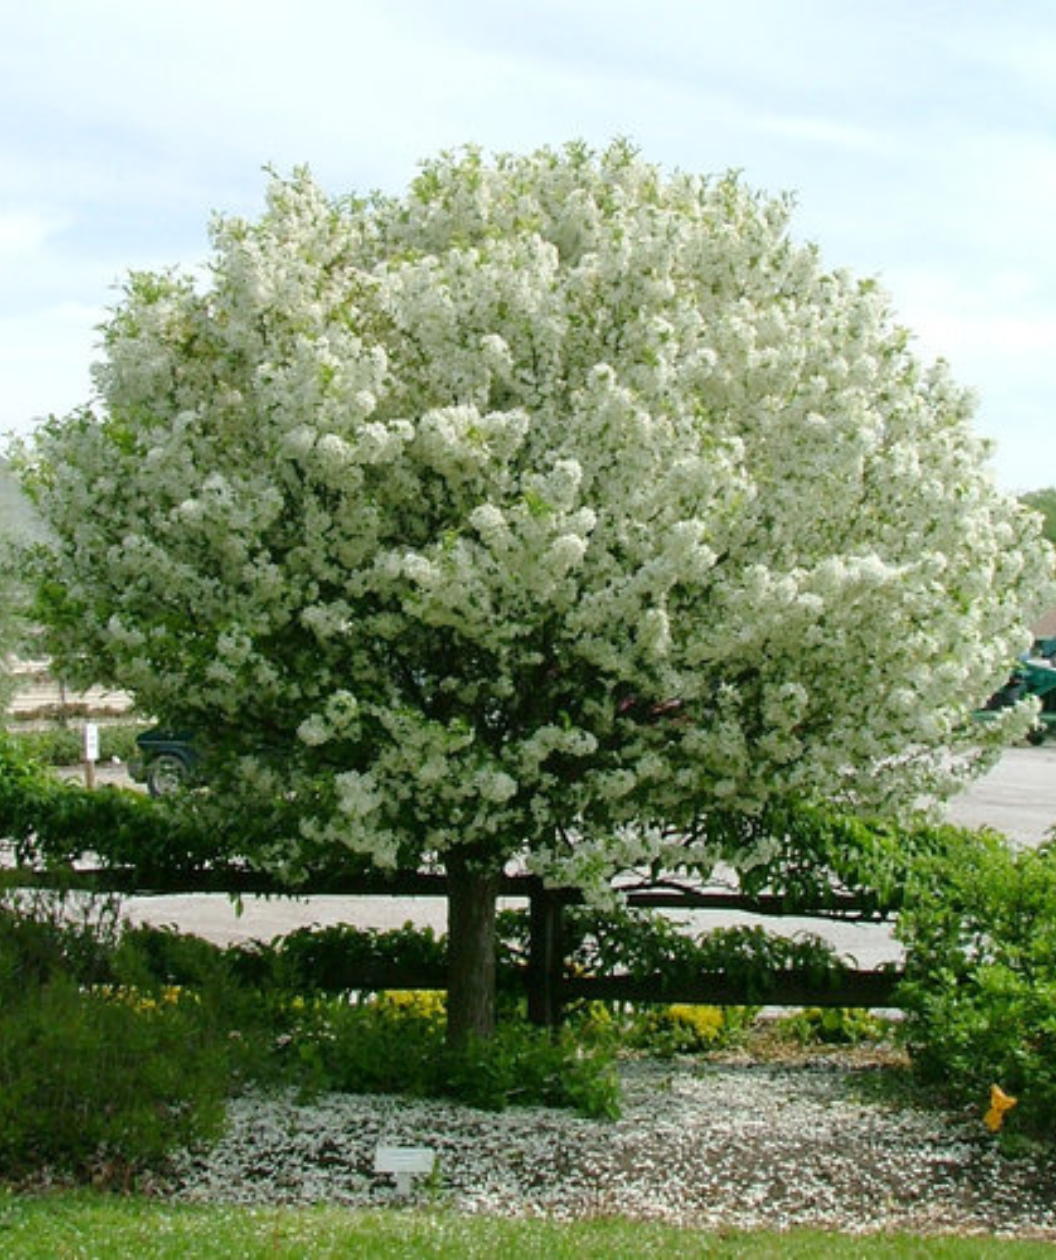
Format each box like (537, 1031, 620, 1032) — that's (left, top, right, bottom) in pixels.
(0, 737, 234, 878)
(498, 906, 856, 1001)
(6, 722, 146, 768)
(0, 975, 230, 1181)
(0, 733, 375, 885)
(895, 830, 1056, 1137)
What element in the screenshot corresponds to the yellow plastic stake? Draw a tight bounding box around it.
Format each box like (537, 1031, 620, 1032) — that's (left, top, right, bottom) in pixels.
(984, 1084, 1017, 1132)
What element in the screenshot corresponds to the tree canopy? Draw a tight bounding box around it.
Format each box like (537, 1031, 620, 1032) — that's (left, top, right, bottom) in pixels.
(1021, 487, 1056, 548)
(17, 143, 1055, 1032)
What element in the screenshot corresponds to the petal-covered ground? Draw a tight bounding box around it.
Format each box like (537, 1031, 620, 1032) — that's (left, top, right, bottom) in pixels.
(165, 1055, 1056, 1239)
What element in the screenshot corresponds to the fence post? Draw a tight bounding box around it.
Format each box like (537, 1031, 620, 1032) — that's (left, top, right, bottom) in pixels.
(527, 881, 564, 1030)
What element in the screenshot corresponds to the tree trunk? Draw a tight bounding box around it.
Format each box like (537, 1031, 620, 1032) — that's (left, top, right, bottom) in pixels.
(446, 852, 501, 1046)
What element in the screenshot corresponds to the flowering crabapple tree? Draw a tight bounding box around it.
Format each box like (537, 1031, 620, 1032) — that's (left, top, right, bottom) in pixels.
(21, 143, 1054, 1040)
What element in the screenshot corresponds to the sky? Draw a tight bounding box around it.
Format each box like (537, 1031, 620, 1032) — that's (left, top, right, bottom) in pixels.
(1, 0, 1054, 491)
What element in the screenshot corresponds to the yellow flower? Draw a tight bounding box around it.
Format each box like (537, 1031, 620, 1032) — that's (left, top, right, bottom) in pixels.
(984, 1084, 1017, 1132)
(375, 990, 446, 1022)
(667, 1004, 725, 1041)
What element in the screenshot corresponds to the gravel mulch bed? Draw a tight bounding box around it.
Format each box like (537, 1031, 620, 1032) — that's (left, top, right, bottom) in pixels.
(164, 1052, 1056, 1239)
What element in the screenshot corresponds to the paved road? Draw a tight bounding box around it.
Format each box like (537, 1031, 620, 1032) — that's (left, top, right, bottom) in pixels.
(113, 743, 1056, 963)
(945, 743, 1056, 846)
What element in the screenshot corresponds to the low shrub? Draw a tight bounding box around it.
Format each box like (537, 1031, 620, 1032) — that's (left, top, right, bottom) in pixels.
(267, 922, 448, 992)
(107, 921, 451, 999)
(111, 923, 231, 990)
(896, 831, 1056, 1137)
(564, 1000, 758, 1057)
(771, 1006, 895, 1047)
(263, 990, 619, 1118)
(0, 891, 123, 992)
(0, 975, 229, 1183)
(0, 900, 269, 1183)
(627, 1003, 731, 1055)
(438, 1021, 620, 1118)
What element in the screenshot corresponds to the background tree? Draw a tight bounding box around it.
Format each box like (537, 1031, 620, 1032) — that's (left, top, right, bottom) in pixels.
(0, 459, 45, 543)
(1021, 488, 1056, 547)
(0, 459, 39, 709)
(18, 144, 1055, 1040)
(0, 542, 18, 713)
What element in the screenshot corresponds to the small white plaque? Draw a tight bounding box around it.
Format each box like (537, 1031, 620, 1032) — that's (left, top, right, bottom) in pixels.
(83, 723, 100, 763)
(374, 1145, 437, 1194)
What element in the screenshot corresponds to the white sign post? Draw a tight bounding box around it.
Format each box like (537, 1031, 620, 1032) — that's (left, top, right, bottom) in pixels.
(373, 1145, 437, 1196)
(83, 722, 99, 790)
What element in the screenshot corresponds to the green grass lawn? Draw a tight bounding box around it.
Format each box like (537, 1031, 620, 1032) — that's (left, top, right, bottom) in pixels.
(1, 1193, 1053, 1259)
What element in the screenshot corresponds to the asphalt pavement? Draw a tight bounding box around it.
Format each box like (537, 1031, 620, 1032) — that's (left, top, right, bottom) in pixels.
(945, 743, 1056, 845)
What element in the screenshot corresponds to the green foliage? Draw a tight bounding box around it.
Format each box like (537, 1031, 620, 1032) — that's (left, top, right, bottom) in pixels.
(7, 722, 147, 767)
(267, 991, 447, 1099)
(108, 921, 449, 997)
(560, 907, 851, 999)
(265, 992, 620, 1118)
(0, 977, 229, 1183)
(620, 1003, 755, 1057)
(0, 732, 310, 882)
(112, 922, 232, 988)
(734, 800, 969, 916)
(107, 925, 618, 1117)
(265, 922, 448, 991)
(0, 892, 123, 990)
(0, 905, 232, 1183)
(60, 913, 784, 1068)
(772, 1006, 895, 1047)
(895, 830, 1056, 1136)
(0, 900, 239, 1182)
(439, 1021, 621, 1119)
(1021, 487, 1056, 547)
